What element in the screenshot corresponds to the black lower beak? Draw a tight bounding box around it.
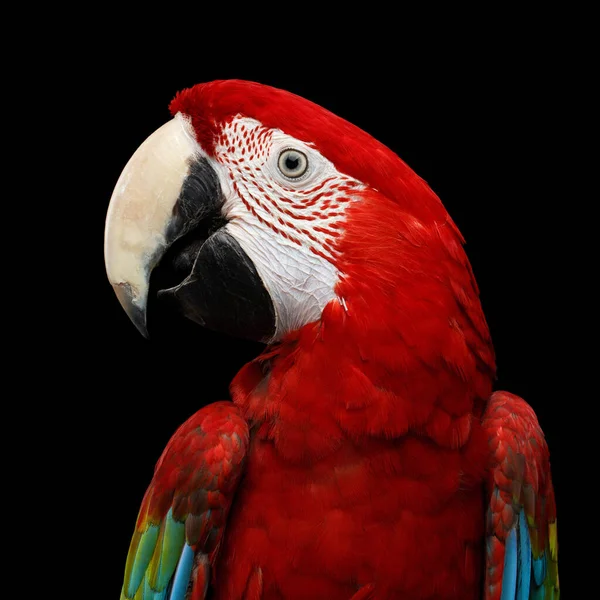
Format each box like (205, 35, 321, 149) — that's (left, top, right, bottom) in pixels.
(156, 229, 276, 342)
(146, 157, 276, 342)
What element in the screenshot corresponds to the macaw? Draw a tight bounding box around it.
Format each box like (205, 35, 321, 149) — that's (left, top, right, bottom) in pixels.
(104, 80, 559, 599)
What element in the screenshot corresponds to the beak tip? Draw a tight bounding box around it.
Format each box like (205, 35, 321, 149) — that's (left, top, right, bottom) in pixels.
(131, 316, 150, 340)
(113, 282, 150, 339)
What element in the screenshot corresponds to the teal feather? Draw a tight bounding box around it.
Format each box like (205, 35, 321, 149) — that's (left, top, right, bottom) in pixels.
(144, 577, 168, 600)
(152, 508, 186, 591)
(127, 524, 160, 597)
(517, 510, 531, 599)
(501, 527, 518, 600)
(533, 551, 546, 586)
(531, 584, 546, 600)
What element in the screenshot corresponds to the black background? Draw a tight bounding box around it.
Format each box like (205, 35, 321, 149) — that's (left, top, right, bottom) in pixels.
(38, 31, 576, 597)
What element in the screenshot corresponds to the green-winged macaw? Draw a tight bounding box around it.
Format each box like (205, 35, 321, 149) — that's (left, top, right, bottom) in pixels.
(104, 80, 559, 599)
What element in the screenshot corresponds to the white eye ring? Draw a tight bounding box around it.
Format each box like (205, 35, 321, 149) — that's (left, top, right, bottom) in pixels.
(277, 149, 309, 179)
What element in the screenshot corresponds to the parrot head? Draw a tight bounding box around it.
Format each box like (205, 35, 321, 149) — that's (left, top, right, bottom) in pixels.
(105, 80, 495, 396)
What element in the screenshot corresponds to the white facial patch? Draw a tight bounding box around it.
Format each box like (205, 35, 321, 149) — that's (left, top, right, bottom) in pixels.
(213, 117, 364, 340)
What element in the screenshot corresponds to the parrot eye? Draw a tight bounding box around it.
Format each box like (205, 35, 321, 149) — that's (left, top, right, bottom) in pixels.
(277, 149, 308, 179)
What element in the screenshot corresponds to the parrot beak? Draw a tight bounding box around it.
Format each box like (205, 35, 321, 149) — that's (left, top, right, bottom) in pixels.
(104, 113, 221, 338)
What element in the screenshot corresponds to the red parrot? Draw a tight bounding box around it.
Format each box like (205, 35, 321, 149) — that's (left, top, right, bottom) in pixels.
(104, 80, 559, 599)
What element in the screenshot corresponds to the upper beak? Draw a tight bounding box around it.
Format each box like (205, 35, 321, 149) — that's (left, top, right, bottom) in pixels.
(104, 113, 207, 337)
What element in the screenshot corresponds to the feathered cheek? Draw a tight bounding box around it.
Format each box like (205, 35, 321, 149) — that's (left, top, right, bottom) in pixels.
(223, 215, 342, 342)
(210, 119, 362, 340)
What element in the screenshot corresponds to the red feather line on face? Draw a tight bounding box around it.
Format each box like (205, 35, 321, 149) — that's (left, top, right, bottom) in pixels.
(211, 116, 359, 263)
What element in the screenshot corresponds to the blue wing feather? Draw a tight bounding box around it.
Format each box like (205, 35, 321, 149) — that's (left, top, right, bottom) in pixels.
(500, 509, 555, 600)
(517, 511, 531, 599)
(167, 543, 195, 600)
(500, 526, 518, 600)
(532, 552, 546, 587)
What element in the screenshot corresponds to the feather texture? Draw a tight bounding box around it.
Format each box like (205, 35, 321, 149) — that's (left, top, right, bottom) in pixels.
(483, 391, 559, 599)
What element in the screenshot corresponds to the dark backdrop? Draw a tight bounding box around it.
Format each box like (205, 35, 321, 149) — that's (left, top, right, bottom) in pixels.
(45, 43, 573, 597)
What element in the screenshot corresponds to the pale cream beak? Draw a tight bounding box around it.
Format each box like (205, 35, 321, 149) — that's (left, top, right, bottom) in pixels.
(104, 113, 202, 336)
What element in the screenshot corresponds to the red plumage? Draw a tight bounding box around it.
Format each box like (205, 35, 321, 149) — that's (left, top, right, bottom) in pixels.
(120, 81, 557, 599)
